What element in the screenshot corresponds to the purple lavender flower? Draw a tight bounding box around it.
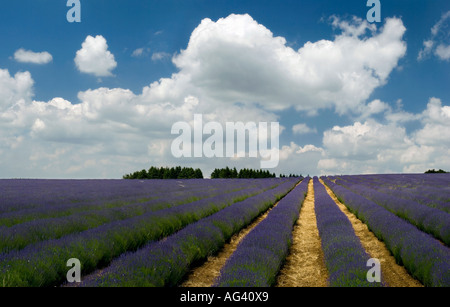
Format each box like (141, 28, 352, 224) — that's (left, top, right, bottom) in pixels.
(313, 177, 381, 287)
(214, 178, 309, 287)
(79, 178, 301, 287)
(1, 178, 289, 287)
(322, 176, 450, 287)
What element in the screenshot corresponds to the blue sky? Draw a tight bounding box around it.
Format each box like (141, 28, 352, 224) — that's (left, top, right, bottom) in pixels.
(0, 0, 449, 178)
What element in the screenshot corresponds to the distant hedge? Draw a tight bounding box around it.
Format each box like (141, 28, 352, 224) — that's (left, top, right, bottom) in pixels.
(425, 169, 448, 174)
(123, 166, 203, 179)
(210, 167, 276, 179)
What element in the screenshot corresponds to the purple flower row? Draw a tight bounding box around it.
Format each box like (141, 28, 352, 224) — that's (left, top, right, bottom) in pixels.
(0, 180, 269, 254)
(322, 176, 450, 287)
(0, 179, 177, 214)
(0, 182, 226, 228)
(0, 179, 248, 221)
(212, 178, 309, 287)
(331, 176, 450, 245)
(79, 178, 301, 287)
(313, 177, 380, 287)
(0, 179, 286, 287)
(332, 174, 450, 213)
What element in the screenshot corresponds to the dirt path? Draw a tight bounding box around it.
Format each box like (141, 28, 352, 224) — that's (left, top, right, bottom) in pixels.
(180, 200, 279, 287)
(319, 179, 423, 287)
(276, 179, 328, 287)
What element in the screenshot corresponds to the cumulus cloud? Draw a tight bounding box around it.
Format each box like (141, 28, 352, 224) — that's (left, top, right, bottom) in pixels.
(131, 48, 145, 57)
(170, 14, 406, 115)
(75, 35, 117, 77)
(435, 44, 450, 61)
(418, 11, 450, 61)
(14, 49, 53, 64)
(292, 123, 317, 135)
(330, 15, 377, 37)
(132, 47, 151, 58)
(317, 98, 450, 175)
(357, 99, 391, 119)
(322, 121, 410, 160)
(414, 98, 450, 146)
(0, 68, 34, 111)
(358, 99, 421, 123)
(151, 52, 171, 61)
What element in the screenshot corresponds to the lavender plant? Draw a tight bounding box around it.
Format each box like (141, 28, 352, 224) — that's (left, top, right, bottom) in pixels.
(332, 175, 450, 245)
(313, 177, 380, 287)
(79, 178, 301, 287)
(0, 179, 286, 287)
(0, 180, 266, 253)
(213, 178, 309, 287)
(333, 174, 450, 213)
(322, 176, 450, 287)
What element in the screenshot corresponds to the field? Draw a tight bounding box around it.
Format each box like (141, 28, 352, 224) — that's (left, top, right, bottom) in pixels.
(0, 174, 449, 287)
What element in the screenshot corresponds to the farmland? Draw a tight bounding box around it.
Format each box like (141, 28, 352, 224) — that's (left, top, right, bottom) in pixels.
(0, 174, 449, 287)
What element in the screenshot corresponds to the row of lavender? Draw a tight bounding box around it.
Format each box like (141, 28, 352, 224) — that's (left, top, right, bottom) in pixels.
(328, 174, 450, 246)
(213, 178, 309, 286)
(0, 179, 206, 214)
(322, 176, 450, 287)
(313, 177, 382, 287)
(79, 177, 301, 286)
(0, 179, 253, 224)
(332, 174, 450, 213)
(0, 179, 272, 254)
(197, 176, 381, 287)
(0, 178, 291, 286)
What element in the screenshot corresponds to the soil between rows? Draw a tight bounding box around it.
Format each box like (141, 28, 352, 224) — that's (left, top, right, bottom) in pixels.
(276, 179, 328, 287)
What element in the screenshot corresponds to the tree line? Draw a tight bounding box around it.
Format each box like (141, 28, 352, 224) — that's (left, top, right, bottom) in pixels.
(425, 169, 448, 174)
(123, 166, 303, 179)
(210, 167, 277, 179)
(279, 173, 302, 178)
(123, 166, 203, 179)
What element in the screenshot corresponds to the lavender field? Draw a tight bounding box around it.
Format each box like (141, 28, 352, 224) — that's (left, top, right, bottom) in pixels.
(0, 174, 449, 287)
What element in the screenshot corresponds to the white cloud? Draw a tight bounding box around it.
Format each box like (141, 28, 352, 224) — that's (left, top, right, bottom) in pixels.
(330, 15, 377, 37)
(292, 123, 317, 135)
(435, 44, 450, 61)
(431, 11, 450, 36)
(171, 14, 406, 115)
(418, 40, 434, 60)
(418, 11, 450, 61)
(131, 48, 145, 57)
(318, 98, 450, 175)
(74, 35, 117, 77)
(358, 98, 421, 123)
(0, 68, 34, 111)
(132, 47, 151, 58)
(151, 52, 171, 61)
(358, 99, 391, 119)
(414, 98, 450, 146)
(14, 49, 53, 64)
(322, 121, 409, 159)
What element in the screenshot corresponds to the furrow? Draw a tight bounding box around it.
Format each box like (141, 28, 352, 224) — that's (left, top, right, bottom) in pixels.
(276, 179, 328, 287)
